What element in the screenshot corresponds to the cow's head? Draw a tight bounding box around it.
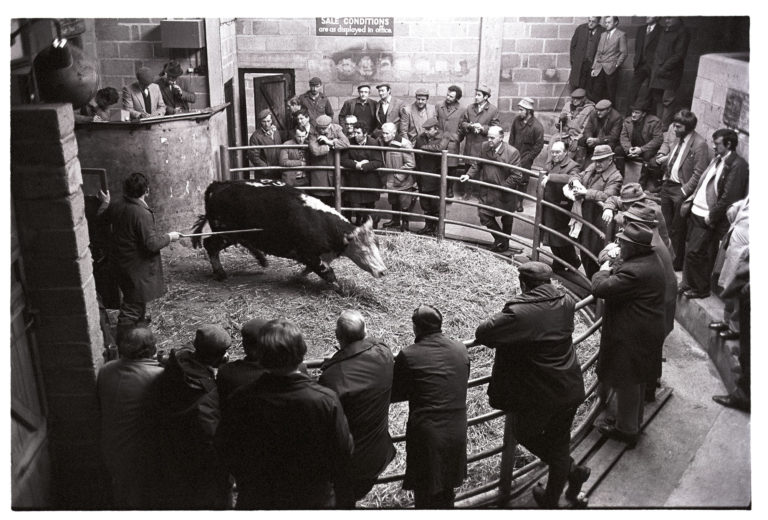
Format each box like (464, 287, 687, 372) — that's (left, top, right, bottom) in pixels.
(343, 217, 387, 278)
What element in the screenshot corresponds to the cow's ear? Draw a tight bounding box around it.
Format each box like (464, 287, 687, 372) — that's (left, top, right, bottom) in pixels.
(362, 216, 373, 230)
(343, 231, 352, 246)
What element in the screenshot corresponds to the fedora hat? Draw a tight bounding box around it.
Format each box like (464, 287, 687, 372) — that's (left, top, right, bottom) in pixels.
(616, 221, 653, 248)
(619, 183, 646, 204)
(591, 144, 614, 161)
(623, 201, 658, 225)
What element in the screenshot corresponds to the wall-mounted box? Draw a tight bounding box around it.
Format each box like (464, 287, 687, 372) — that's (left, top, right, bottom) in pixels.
(161, 19, 205, 49)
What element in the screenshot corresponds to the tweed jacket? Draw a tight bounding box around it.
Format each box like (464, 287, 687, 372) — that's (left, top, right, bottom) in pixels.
(401, 102, 438, 143)
(591, 28, 628, 76)
(122, 82, 165, 120)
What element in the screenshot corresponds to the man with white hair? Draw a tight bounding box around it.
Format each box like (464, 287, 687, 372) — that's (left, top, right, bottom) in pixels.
(319, 310, 396, 508)
(380, 122, 417, 232)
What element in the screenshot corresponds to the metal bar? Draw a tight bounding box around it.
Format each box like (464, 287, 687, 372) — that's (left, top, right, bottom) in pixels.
(498, 414, 517, 497)
(530, 172, 545, 261)
(179, 228, 263, 238)
(333, 148, 342, 213)
(438, 150, 448, 240)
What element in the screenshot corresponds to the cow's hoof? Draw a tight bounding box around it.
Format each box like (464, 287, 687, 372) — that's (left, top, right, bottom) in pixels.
(213, 271, 228, 281)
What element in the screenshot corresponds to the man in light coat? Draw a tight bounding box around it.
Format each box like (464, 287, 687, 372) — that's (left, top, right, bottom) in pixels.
(122, 67, 166, 120)
(379, 122, 417, 232)
(308, 114, 350, 207)
(401, 88, 437, 143)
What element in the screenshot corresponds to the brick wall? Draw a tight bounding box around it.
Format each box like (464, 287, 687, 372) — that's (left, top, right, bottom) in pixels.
(236, 17, 482, 136)
(11, 104, 108, 508)
(89, 18, 210, 108)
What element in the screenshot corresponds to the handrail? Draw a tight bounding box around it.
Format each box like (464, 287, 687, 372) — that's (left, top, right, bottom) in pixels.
(221, 141, 609, 507)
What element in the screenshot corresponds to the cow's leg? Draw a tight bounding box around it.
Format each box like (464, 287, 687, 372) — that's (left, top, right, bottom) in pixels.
(240, 241, 269, 267)
(303, 257, 337, 284)
(203, 236, 229, 281)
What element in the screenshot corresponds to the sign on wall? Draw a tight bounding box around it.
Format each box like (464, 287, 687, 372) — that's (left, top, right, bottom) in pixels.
(316, 18, 394, 37)
(723, 88, 749, 135)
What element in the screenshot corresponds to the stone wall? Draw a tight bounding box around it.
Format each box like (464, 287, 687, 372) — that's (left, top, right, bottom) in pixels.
(11, 104, 107, 508)
(691, 53, 750, 159)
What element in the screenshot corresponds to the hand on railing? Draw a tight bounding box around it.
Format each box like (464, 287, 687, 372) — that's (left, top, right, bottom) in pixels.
(601, 208, 614, 223)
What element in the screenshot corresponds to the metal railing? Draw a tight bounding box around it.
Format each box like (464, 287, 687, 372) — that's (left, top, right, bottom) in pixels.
(221, 142, 609, 507)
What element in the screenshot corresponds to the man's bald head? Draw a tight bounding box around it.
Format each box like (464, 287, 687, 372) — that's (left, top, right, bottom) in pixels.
(335, 310, 366, 347)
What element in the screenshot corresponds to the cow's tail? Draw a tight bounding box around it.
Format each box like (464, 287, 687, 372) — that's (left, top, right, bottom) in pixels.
(191, 214, 207, 249)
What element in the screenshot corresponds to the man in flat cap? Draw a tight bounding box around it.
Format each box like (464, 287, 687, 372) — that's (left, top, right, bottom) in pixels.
(579, 99, 623, 165)
(619, 103, 664, 187)
(474, 262, 588, 508)
(308, 114, 350, 207)
(375, 83, 407, 137)
(459, 84, 501, 162)
(122, 66, 166, 120)
(339, 84, 378, 133)
(247, 108, 283, 178)
(590, 16, 627, 105)
(156, 60, 196, 115)
(150, 325, 233, 509)
(557, 88, 595, 165)
(319, 310, 396, 508)
(392, 305, 470, 508)
(460, 125, 522, 253)
(414, 117, 450, 236)
(97, 327, 164, 508)
(437, 85, 466, 198)
(299, 77, 334, 123)
(566, 144, 623, 278)
(402, 88, 437, 143)
(509, 97, 545, 212)
(591, 222, 666, 449)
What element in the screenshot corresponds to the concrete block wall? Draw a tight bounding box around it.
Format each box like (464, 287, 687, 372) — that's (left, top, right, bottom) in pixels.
(11, 104, 108, 508)
(691, 53, 750, 159)
(237, 17, 482, 136)
(88, 18, 210, 109)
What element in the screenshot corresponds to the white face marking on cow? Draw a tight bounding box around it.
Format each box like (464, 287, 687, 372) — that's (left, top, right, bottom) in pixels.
(300, 194, 349, 222)
(343, 218, 387, 278)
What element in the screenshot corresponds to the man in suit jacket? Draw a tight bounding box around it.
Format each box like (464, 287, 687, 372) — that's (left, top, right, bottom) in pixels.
(338, 85, 377, 134)
(374, 84, 407, 138)
(590, 17, 627, 106)
(629, 17, 661, 112)
(401, 89, 438, 143)
(681, 129, 749, 298)
(122, 67, 166, 120)
(568, 17, 605, 92)
(318, 310, 396, 508)
(655, 109, 710, 269)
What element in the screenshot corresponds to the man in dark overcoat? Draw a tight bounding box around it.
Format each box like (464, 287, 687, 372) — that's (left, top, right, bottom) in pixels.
(414, 118, 451, 236)
(460, 126, 522, 253)
(628, 17, 661, 113)
(100, 172, 180, 342)
(509, 97, 545, 212)
(319, 310, 396, 508)
(568, 17, 605, 92)
(340, 122, 384, 226)
(436, 85, 466, 197)
(215, 319, 353, 509)
(474, 262, 588, 508)
(650, 17, 690, 128)
(591, 222, 666, 448)
(541, 141, 582, 272)
(391, 305, 470, 509)
(338, 84, 378, 132)
(150, 325, 232, 509)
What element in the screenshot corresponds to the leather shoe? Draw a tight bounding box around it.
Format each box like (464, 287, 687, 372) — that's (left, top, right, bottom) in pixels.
(712, 393, 749, 412)
(719, 329, 740, 340)
(531, 483, 558, 508)
(709, 321, 729, 331)
(565, 464, 591, 502)
(683, 289, 710, 299)
(597, 424, 638, 448)
(381, 219, 400, 229)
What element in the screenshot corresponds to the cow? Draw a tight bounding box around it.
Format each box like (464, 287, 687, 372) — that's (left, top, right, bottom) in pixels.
(191, 181, 387, 283)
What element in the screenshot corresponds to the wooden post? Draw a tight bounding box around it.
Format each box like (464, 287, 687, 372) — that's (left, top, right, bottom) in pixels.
(530, 170, 545, 261)
(334, 149, 342, 213)
(438, 150, 448, 240)
(498, 413, 518, 504)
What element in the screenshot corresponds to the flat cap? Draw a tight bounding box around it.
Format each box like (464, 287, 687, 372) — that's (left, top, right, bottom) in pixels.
(517, 261, 553, 282)
(630, 102, 648, 112)
(518, 97, 535, 110)
(476, 84, 491, 96)
(412, 304, 442, 332)
(619, 182, 646, 204)
(595, 99, 612, 110)
(376, 83, 391, 90)
(616, 221, 653, 248)
(415, 88, 430, 97)
(309, 77, 323, 85)
(571, 88, 587, 98)
(193, 325, 232, 357)
(257, 108, 272, 121)
(422, 117, 439, 129)
(315, 114, 332, 127)
(357, 84, 371, 90)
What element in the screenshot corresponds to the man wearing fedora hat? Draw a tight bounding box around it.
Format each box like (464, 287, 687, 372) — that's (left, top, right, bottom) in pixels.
(150, 325, 233, 509)
(567, 144, 622, 278)
(602, 183, 671, 252)
(299, 77, 334, 123)
(247, 109, 283, 177)
(509, 97, 544, 212)
(474, 262, 588, 508)
(339, 84, 378, 133)
(402, 88, 437, 143)
(592, 221, 666, 448)
(157, 60, 196, 115)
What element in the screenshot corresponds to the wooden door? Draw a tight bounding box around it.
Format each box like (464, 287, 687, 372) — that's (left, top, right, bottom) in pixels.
(252, 74, 291, 141)
(10, 200, 52, 509)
